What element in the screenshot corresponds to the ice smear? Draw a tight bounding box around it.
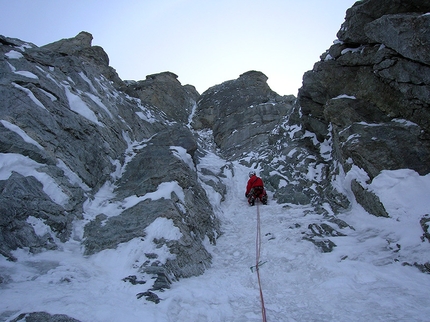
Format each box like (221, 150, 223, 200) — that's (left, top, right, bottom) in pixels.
(78, 71, 98, 93)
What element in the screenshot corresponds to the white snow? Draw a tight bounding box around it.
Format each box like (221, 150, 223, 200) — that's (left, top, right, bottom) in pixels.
(37, 88, 57, 101)
(1, 151, 430, 321)
(324, 53, 334, 61)
(0, 119, 44, 150)
(13, 70, 39, 79)
(12, 82, 47, 110)
(56, 159, 90, 192)
(306, 163, 325, 182)
(84, 92, 113, 118)
(5, 50, 24, 59)
(341, 46, 365, 55)
(7, 61, 38, 79)
(332, 94, 356, 100)
(138, 181, 185, 203)
(170, 146, 195, 170)
(78, 71, 98, 93)
(0, 153, 69, 206)
(135, 101, 158, 123)
(392, 118, 419, 126)
(187, 102, 197, 127)
(27, 216, 53, 237)
(62, 83, 103, 126)
(82, 180, 185, 226)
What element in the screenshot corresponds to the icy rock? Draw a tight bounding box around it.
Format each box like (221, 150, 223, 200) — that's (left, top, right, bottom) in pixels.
(136, 291, 161, 304)
(307, 223, 346, 237)
(351, 180, 389, 218)
(122, 275, 146, 285)
(10, 312, 81, 322)
(420, 214, 430, 243)
(303, 237, 336, 253)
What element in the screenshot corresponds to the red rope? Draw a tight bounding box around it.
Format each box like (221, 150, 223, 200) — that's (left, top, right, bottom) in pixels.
(255, 201, 267, 322)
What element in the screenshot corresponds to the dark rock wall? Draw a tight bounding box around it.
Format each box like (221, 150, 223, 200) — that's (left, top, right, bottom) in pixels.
(296, 0, 430, 205)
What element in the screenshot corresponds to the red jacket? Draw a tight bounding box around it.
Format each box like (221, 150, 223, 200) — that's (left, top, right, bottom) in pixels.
(246, 175, 264, 195)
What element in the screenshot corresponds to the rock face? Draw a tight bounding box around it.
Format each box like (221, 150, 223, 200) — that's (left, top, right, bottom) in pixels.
(122, 71, 199, 124)
(296, 0, 430, 212)
(0, 31, 220, 282)
(192, 70, 295, 158)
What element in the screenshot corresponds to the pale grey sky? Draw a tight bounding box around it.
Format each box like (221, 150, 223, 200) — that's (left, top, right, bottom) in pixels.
(1, 0, 357, 95)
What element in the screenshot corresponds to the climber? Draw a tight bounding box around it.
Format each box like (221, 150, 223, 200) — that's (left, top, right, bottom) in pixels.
(245, 171, 268, 206)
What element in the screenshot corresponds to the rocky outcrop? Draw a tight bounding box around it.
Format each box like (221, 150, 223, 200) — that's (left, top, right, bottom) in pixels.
(295, 0, 430, 215)
(192, 70, 295, 158)
(338, 0, 430, 47)
(122, 71, 199, 124)
(0, 32, 220, 284)
(10, 312, 81, 322)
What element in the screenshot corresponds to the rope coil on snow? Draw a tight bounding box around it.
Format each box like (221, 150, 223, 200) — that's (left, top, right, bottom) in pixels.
(255, 201, 268, 322)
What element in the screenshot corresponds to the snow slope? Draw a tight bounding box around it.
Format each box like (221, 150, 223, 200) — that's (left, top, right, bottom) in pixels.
(1, 150, 430, 321)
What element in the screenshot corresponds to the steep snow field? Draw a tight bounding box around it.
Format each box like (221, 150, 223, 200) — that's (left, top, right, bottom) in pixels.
(1, 150, 430, 321)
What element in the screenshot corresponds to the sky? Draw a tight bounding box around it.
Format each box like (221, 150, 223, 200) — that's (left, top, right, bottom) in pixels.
(1, 0, 357, 96)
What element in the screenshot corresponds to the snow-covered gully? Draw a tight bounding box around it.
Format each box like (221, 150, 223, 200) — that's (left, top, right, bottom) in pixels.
(1, 151, 430, 321)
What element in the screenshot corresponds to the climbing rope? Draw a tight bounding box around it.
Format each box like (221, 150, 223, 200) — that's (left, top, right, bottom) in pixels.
(255, 201, 268, 322)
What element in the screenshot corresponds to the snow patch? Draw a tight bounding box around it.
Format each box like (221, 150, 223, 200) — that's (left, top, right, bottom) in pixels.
(5, 50, 24, 59)
(7, 61, 38, 79)
(78, 72, 98, 93)
(0, 119, 44, 150)
(332, 94, 356, 100)
(391, 118, 418, 127)
(56, 159, 90, 191)
(85, 92, 113, 118)
(0, 153, 69, 206)
(170, 146, 195, 170)
(27, 216, 53, 237)
(62, 83, 103, 126)
(38, 88, 57, 101)
(341, 46, 364, 55)
(12, 82, 47, 110)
